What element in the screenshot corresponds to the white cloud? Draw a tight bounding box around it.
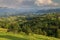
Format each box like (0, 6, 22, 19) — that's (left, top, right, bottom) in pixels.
(0, 0, 59, 9)
(0, 0, 24, 8)
(35, 0, 58, 6)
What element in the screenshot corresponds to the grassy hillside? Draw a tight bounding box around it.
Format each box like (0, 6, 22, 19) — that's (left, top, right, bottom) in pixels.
(0, 13, 60, 40)
(0, 32, 60, 40)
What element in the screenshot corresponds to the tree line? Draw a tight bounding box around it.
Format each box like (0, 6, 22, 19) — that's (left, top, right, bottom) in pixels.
(0, 13, 60, 38)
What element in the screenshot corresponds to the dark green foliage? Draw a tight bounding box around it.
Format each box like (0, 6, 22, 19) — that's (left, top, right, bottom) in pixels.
(0, 13, 60, 38)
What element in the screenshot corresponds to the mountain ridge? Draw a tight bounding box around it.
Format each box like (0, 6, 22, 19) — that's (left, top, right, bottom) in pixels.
(0, 7, 60, 16)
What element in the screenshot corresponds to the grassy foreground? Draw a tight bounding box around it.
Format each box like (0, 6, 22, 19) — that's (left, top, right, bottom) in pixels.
(0, 32, 59, 40)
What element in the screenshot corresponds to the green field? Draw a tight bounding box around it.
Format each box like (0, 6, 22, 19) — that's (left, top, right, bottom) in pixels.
(0, 32, 60, 40)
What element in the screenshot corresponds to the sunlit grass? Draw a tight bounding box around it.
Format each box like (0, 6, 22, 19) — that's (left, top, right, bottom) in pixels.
(0, 28, 59, 40)
(0, 32, 60, 40)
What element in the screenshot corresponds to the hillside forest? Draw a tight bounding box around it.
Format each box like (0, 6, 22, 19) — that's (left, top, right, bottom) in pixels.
(0, 13, 60, 38)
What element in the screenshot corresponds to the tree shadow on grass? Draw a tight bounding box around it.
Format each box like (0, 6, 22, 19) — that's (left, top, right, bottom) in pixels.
(0, 35, 27, 40)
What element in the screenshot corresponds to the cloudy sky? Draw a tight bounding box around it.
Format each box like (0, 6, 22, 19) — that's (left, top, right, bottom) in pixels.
(0, 0, 60, 9)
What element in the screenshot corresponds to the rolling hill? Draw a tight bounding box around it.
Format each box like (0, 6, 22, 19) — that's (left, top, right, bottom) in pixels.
(0, 32, 60, 40)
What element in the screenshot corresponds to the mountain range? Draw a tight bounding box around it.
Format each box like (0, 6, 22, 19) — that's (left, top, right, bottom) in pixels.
(36, 8, 60, 13)
(0, 7, 60, 16)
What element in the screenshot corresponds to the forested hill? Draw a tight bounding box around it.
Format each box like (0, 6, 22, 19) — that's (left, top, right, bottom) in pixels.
(0, 13, 60, 39)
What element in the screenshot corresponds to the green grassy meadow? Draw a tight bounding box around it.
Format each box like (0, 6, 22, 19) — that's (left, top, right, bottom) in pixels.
(0, 32, 60, 40)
